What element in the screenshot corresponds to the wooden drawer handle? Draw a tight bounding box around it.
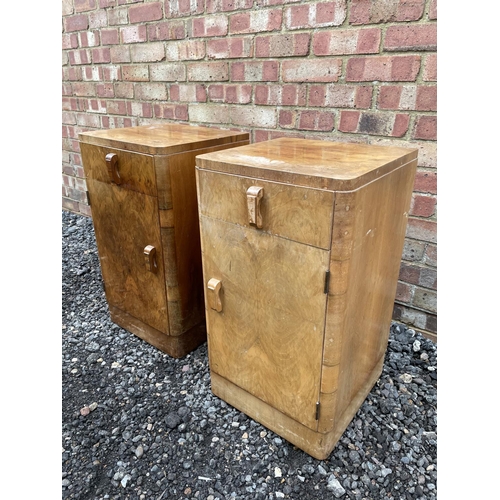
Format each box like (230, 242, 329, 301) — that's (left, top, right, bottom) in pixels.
(246, 186, 264, 228)
(207, 278, 223, 312)
(144, 245, 158, 274)
(105, 153, 121, 185)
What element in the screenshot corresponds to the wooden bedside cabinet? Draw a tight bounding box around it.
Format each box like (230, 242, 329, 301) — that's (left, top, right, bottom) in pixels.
(78, 124, 249, 358)
(195, 138, 418, 459)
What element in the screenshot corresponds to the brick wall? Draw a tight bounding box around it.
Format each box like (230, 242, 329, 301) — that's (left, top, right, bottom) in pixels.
(62, 0, 438, 341)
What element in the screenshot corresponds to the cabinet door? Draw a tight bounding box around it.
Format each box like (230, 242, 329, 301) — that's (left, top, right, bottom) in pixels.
(200, 215, 329, 430)
(88, 179, 169, 334)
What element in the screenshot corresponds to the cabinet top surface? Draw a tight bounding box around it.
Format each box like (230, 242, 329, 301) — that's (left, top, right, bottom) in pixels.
(196, 138, 418, 191)
(78, 123, 249, 155)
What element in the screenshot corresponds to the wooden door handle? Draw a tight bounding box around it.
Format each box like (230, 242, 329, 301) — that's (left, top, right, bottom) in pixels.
(105, 153, 121, 185)
(246, 186, 264, 228)
(144, 245, 158, 274)
(207, 278, 223, 312)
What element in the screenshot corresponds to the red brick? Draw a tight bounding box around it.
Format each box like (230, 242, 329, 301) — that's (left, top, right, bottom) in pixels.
(285, 1, 347, 29)
(121, 25, 148, 44)
(96, 83, 114, 98)
(405, 218, 437, 243)
(349, 0, 425, 25)
(169, 84, 207, 102)
(346, 55, 420, 82)
(283, 58, 342, 82)
(279, 110, 295, 128)
(74, 0, 96, 12)
(207, 37, 253, 59)
(414, 169, 436, 194)
(79, 31, 100, 47)
(313, 28, 380, 56)
(101, 29, 119, 45)
(69, 49, 91, 65)
(129, 2, 163, 24)
(255, 84, 306, 106)
(378, 85, 404, 109)
(256, 33, 310, 57)
(166, 40, 205, 61)
(399, 263, 421, 285)
(154, 103, 189, 120)
(208, 84, 252, 104)
(429, 0, 437, 20)
(64, 14, 89, 32)
(89, 9, 107, 29)
(231, 61, 279, 81)
(413, 115, 437, 140)
(424, 244, 437, 267)
(206, 0, 254, 13)
(92, 48, 111, 63)
(165, 0, 204, 18)
(191, 15, 229, 37)
(127, 101, 153, 118)
(62, 33, 79, 50)
(106, 100, 128, 115)
(410, 193, 436, 217)
(338, 111, 360, 132)
(309, 84, 372, 109)
(384, 24, 437, 51)
(229, 9, 282, 34)
(423, 54, 437, 81)
(416, 86, 437, 111)
(297, 110, 335, 131)
(72, 82, 96, 98)
(393, 113, 410, 137)
(395, 281, 413, 303)
(148, 21, 186, 41)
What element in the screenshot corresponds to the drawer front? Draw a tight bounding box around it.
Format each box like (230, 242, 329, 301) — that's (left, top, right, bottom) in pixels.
(81, 143, 156, 197)
(196, 169, 334, 250)
(200, 215, 328, 430)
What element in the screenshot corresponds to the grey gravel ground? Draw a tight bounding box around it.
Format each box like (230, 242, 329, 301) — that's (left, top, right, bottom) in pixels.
(62, 209, 437, 500)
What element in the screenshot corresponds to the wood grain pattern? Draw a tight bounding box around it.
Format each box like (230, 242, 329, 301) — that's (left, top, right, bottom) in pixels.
(197, 137, 418, 457)
(322, 160, 417, 431)
(87, 179, 169, 333)
(79, 123, 248, 155)
(81, 143, 156, 197)
(197, 169, 334, 249)
(196, 137, 418, 191)
(80, 124, 249, 357)
(200, 215, 328, 430)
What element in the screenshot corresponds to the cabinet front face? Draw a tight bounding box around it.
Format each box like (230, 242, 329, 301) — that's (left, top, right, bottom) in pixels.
(200, 213, 330, 431)
(82, 143, 169, 334)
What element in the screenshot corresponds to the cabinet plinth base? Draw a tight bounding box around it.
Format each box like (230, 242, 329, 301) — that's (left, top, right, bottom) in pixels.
(109, 305, 206, 358)
(210, 355, 384, 460)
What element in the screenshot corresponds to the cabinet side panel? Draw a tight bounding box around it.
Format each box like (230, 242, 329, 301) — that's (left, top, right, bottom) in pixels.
(322, 160, 417, 429)
(163, 140, 249, 336)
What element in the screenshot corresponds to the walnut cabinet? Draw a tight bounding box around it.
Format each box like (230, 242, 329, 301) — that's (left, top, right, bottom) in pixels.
(79, 124, 249, 358)
(195, 138, 418, 459)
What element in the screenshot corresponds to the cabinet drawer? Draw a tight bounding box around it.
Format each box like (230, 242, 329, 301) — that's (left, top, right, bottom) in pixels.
(80, 143, 157, 197)
(196, 169, 334, 250)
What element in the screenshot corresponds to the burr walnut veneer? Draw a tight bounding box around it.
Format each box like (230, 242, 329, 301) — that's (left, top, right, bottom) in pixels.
(196, 138, 418, 459)
(79, 124, 249, 358)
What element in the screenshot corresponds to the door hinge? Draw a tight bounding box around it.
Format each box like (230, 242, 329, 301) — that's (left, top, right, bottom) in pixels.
(315, 401, 321, 420)
(86, 190, 91, 206)
(324, 271, 330, 294)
